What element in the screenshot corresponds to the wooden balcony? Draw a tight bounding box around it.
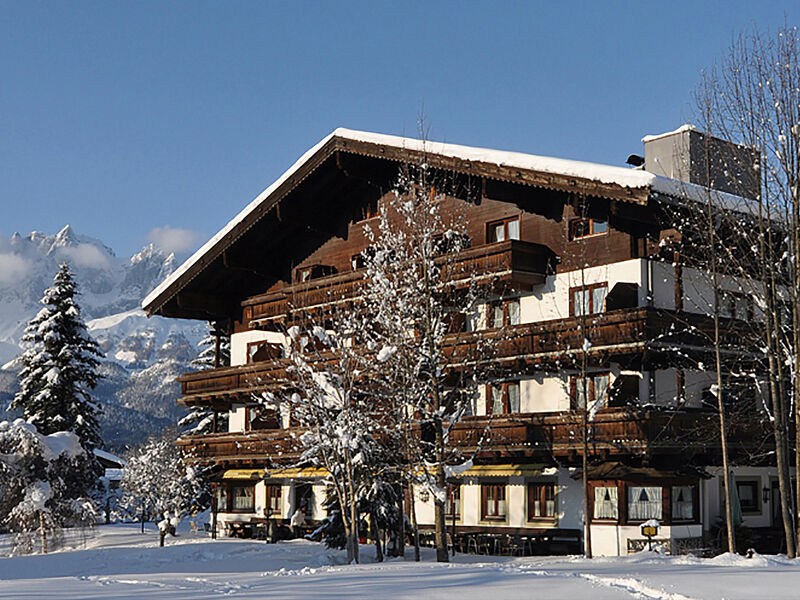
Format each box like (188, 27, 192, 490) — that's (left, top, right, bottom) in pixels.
(178, 307, 659, 408)
(242, 239, 553, 327)
(176, 428, 305, 467)
(176, 408, 771, 468)
(449, 408, 769, 461)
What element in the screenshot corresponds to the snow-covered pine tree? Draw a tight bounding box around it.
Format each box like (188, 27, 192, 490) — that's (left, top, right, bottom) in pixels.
(11, 263, 103, 451)
(0, 419, 96, 554)
(179, 322, 231, 435)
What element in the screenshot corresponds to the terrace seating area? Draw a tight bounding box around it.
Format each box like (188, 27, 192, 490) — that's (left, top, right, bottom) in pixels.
(417, 529, 582, 556)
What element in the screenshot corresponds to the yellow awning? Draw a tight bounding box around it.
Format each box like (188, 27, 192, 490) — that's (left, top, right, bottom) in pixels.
(457, 464, 547, 478)
(222, 467, 329, 480)
(222, 469, 266, 480)
(268, 467, 329, 479)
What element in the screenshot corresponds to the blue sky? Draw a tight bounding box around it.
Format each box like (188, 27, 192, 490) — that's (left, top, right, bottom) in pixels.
(2, 1, 799, 258)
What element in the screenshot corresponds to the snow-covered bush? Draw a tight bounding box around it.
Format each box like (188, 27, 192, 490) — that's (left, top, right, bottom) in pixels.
(0, 419, 97, 554)
(120, 431, 208, 535)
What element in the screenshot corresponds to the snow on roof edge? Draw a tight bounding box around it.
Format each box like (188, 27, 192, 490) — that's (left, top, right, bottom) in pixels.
(142, 131, 338, 311)
(641, 124, 698, 143)
(334, 128, 656, 189)
(143, 127, 756, 314)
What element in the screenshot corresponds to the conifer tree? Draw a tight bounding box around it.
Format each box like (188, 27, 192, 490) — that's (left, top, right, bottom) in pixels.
(12, 263, 103, 451)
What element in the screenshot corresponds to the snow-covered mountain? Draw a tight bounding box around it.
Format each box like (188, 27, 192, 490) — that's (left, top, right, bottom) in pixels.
(0, 226, 205, 451)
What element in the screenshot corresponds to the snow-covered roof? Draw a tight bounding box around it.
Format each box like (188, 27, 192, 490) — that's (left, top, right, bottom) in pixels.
(641, 124, 698, 143)
(142, 127, 756, 317)
(93, 447, 126, 467)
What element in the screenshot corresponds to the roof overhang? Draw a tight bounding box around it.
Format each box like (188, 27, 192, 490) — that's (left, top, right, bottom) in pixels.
(142, 128, 671, 321)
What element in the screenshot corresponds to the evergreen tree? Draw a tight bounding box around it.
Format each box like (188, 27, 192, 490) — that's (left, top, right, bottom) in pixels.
(12, 263, 103, 450)
(179, 322, 230, 435)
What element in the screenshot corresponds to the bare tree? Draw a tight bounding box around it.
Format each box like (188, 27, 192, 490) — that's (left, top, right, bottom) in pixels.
(694, 24, 800, 556)
(359, 137, 495, 562)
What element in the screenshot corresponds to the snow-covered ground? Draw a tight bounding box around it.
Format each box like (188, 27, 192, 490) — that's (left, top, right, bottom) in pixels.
(1, 523, 799, 600)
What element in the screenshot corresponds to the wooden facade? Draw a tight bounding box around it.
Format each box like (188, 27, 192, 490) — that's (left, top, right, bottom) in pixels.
(144, 128, 781, 555)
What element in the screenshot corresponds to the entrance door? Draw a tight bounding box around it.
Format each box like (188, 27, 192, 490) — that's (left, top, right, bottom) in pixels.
(294, 482, 314, 516)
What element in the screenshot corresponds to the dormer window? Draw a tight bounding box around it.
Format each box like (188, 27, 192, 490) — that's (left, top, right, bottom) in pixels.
(487, 216, 520, 243)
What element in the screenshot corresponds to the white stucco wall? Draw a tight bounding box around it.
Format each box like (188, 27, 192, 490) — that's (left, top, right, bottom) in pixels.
(413, 468, 583, 531)
(591, 523, 704, 557)
(230, 330, 286, 366)
(229, 404, 246, 433)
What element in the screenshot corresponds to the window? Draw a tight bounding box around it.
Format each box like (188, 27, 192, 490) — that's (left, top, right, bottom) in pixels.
(446, 484, 461, 519)
(481, 483, 507, 520)
(593, 485, 618, 520)
(569, 218, 608, 239)
(247, 341, 283, 364)
(246, 405, 280, 430)
(627, 486, 663, 521)
(352, 247, 377, 270)
(214, 484, 228, 512)
(295, 264, 336, 283)
(527, 482, 556, 521)
(736, 481, 760, 513)
(572, 373, 610, 411)
(570, 283, 607, 316)
(671, 485, 696, 521)
(487, 216, 520, 243)
(489, 298, 520, 328)
(434, 232, 471, 255)
(266, 484, 282, 515)
(359, 199, 379, 221)
(720, 291, 752, 321)
(230, 484, 255, 512)
(486, 381, 521, 415)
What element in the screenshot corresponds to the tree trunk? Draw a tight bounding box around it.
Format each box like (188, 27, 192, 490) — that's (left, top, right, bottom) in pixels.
(433, 443, 449, 562)
(707, 195, 737, 555)
(371, 510, 383, 562)
(758, 197, 797, 558)
(39, 511, 47, 555)
(409, 481, 421, 561)
(141, 506, 145, 534)
(396, 483, 405, 558)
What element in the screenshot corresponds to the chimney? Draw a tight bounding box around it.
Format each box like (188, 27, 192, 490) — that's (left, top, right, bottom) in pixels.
(642, 125, 759, 199)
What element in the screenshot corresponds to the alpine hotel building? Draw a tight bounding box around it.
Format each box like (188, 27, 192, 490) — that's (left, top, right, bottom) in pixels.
(143, 126, 787, 557)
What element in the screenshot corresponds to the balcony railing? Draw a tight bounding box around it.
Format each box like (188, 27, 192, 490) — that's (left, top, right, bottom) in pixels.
(177, 408, 770, 467)
(177, 428, 304, 465)
(242, 239, 553, 326)
(178, 307, 658, 406)
(447, 409, 766, 457)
